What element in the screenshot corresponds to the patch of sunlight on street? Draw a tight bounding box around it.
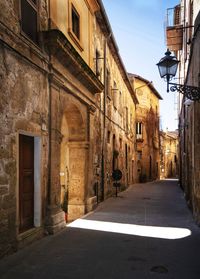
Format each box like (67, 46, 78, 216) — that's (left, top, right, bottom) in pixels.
(67, 219, 191, 240)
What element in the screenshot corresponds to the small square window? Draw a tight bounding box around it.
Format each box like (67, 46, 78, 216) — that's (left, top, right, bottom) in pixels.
(72, 5, 80, 40)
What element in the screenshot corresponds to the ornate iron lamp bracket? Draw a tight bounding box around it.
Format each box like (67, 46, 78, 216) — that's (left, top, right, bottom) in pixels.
(169, 82, 200, 101)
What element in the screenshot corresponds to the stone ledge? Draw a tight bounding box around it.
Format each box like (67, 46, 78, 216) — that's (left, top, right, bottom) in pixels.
(17, 227, 43, 250)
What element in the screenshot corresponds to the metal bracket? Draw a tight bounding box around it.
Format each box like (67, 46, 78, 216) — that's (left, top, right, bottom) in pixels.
(169, 82, 200, 101)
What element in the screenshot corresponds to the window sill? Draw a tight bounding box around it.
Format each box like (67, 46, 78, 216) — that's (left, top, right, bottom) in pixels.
(20, 30, 39, 49)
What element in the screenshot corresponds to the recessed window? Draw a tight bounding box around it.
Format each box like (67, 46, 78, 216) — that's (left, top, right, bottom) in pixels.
(113, 81, 118, 108)
(125, 107, 128, 132)
(107, 131, 111, 144)
(95, 50, 101, 78)
(136, 122, 142, 134)
(72, 5, 80, 40)
(20, 0, 38, 43)
(119, 91, 123, 113)
(119, 138, 122, 149)
(106, 68, 111, 98)
(137, 151, 142, 160)
(136, 122, 143, 140)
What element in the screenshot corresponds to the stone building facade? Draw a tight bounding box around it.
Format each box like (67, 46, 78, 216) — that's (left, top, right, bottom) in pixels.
(45, 0, 104, 225)
(0, 0, 50, 258)
(94, 2, 138, 199)
(160, 131, 178, 179)
(129, 75, 162, 183)
(166, 1, 200, 222)
(0, 0, 138, 257)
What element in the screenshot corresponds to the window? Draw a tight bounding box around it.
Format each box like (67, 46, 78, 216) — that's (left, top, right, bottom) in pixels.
(107, 131, 111, 144)
(113, 81, 118, 109)
(130, 113, 133, 132)
(20, 0, 38, 43)
(119, 91, 123, 114)
(119, 138, 122, 149)
(125, 144, 128, 169)
(137, 151, 142, 160)
(72, 5, 80, 40)
(125, 107, 128, 133)
(106, 69, 111, 98)
(136, 122, 142, 139)
(95, 50, 101, 78)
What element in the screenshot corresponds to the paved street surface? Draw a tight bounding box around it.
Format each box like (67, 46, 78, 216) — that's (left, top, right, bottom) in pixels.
(1, 179, 200, 278)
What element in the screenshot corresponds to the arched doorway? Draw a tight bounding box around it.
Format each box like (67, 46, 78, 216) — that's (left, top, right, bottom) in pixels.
(60, 102, 87, 221)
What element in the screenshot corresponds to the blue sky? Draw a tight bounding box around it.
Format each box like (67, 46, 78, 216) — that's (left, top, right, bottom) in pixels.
(102, 0, 180, 131)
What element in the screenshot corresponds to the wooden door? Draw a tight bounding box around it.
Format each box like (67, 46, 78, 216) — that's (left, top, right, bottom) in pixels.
(19, 134, 34, 232)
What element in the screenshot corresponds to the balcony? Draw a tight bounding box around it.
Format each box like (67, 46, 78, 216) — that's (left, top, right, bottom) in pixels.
(166, 5, 183, 51)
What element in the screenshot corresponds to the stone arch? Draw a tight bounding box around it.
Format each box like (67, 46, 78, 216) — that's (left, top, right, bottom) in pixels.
(63, 103, 86, 142)
(60, 101, 88, 221)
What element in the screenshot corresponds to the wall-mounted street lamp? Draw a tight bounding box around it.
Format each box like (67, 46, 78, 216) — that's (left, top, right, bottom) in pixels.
(157, 49, 200, 101)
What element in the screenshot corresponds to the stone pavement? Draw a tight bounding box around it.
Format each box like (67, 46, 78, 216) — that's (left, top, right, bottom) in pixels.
(1, 179, 200, 278)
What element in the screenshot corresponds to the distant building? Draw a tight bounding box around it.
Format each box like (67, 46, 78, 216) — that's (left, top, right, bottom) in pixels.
(160, 130, 178, 179)
(129, 74, 162, 182)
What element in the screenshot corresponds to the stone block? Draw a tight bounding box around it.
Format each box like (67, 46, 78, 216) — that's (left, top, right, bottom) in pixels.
(68, 204, 85, 221)
(86, 196, 97, 212)
(45, 210, 66, 234)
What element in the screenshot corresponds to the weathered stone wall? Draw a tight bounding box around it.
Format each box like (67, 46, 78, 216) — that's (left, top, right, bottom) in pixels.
(0, 42, 49, 257)
(186, 12, 200, 222)
(93, 15, 137, 198)
(129, 77, 161, 182)
(162, 133, 178, 178)
(0, 0, 49, 257)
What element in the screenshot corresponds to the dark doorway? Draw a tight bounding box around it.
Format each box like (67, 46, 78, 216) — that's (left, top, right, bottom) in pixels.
(19, 134, 34, 233)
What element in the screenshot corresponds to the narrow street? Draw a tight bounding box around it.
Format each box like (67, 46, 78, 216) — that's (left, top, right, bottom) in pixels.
(1, 179, 200, 279)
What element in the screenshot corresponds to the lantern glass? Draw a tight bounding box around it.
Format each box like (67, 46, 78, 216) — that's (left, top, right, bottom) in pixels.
(157, 50, 179, 79)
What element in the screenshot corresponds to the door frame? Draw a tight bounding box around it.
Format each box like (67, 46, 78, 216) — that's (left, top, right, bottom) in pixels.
(17, 132, 42, 234)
